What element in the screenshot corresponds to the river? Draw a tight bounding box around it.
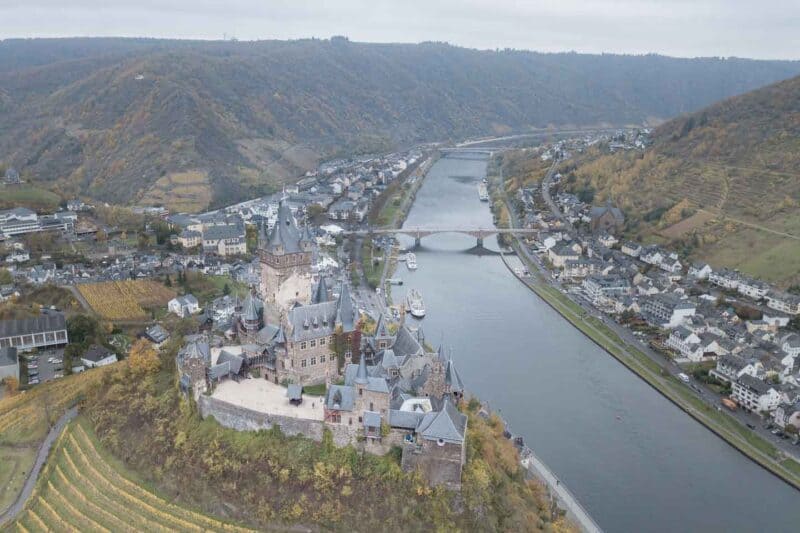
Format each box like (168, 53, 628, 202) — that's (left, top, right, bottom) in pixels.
(394, 154, 800, 532)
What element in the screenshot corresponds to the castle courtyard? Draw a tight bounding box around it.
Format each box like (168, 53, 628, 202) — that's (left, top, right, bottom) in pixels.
(211, 378, 324, 421)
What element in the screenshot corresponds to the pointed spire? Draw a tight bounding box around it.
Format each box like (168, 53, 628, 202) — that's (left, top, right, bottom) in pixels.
(335, 282, 355, 331)
(437, 344, 447, 363)
(355, 355, 368, 385)
(375, 312, 390, 339)
(242, 291, 260, 323)
(312, 277, 329, 304)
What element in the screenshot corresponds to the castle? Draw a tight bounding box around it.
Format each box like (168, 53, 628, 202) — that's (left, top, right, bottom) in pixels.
(175, 196, 469, 488)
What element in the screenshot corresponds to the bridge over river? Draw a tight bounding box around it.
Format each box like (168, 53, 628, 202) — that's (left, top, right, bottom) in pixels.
(345, 227, 537, 248)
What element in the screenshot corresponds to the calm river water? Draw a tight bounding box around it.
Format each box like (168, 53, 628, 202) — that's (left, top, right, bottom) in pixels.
(395, 154, 800, 532)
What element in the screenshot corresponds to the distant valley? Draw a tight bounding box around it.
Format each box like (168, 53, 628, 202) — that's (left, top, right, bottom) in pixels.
(1, 37, 799, 211)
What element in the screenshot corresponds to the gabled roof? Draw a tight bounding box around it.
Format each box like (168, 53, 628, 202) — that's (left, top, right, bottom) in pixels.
(325, 384, 355, 411)
(82, 344, 115, 363)
(392, 326, 423, 360)
(416, 400, 467, 444)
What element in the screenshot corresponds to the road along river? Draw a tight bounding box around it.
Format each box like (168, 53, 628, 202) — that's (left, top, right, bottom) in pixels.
(393, 153, 800, 533)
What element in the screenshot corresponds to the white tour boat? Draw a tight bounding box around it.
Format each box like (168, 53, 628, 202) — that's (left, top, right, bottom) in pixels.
(478, 183, 489, 201)
(405, 288, 426, 318)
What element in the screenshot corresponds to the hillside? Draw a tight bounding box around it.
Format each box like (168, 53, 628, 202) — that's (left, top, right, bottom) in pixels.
(1, 339, 575, 532)
(1, 38, 799, 211)
(561, 74, 800, 284)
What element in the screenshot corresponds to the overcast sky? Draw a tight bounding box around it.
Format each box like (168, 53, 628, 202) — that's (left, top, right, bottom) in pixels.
(1, 0, 798, 60)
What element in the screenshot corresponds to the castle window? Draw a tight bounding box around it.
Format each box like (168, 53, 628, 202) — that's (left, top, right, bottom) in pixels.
(358, 417, 362, 423)
(320, 355, 326, 363)
(349, 418, 352, 425)
(300, 341, 307, 350)
(310, 339, 316, 348)
(320, 337, 326, 345)
(310, 357, 316, 365)
(437, 439, 445, 447)
(359, 388, 363, 396)
(301, 359, 307, 368)
(369, 402, 373, 411)
(345, 350, 352, 360)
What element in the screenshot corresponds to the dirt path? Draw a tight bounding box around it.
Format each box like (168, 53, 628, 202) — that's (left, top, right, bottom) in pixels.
(0, 407, 78, 527)
(698, 209, 800, 240)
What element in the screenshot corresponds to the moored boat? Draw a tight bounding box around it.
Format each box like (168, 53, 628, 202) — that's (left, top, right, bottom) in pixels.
(405, 288, 426, 318)
(406, 253, 418, 270)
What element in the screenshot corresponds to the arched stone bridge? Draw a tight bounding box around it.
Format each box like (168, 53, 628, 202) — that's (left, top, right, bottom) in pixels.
(344, 227, 537, 248)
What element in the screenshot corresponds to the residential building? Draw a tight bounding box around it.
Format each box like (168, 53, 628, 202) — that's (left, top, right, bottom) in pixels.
(732, 375, 782, 413)
(168, 294, 200, 317)
(766, 292, 800, 315)
(81, 344, 118, 368)
(640, 293, 696, 328)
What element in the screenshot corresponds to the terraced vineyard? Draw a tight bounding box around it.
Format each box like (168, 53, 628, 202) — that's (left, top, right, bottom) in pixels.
(0, 371, 111, 516)
(77, 280, 176, 321)
(12, 419, 254, 532)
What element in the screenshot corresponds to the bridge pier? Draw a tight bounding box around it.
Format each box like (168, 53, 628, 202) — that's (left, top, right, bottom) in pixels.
(476, 236, 484, 248)
(414, 236, 421, 248)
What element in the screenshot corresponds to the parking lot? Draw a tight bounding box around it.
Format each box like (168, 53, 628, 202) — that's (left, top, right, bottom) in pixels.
(24, 348, 66, 385)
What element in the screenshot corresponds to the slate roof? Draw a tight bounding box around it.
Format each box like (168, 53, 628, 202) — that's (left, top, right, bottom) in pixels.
(241, 292, 261, 322)
(335, 283, 357, 331)
(287, 384, 302, 401)
(312, 277, 329, 304)
(216, 349, 243, 374)
(325, 384, 355, 411)
(82, 344, 115, 363)
(264, 198, 303, 254)
(416, 400, 467, 444)
(392, 326, 423, 360)
(388, 409, 426, 430)
(738, 374, 774, 395)
(0, 312, 67, 339)
(203, 223, 244, 242)
(179, 338, 211, 364)
(363, 410, 382, 428)
(445, 359, 465, 393)
(145, 324, 170, 343)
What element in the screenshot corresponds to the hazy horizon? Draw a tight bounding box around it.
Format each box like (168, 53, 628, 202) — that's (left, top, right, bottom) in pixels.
(1, 0, 798, 61)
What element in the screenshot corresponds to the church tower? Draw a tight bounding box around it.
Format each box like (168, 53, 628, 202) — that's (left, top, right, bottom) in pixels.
(259, 197, 313, 310)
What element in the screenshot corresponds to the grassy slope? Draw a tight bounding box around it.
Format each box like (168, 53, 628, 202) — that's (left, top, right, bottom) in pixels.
(561, 74, 800, 284)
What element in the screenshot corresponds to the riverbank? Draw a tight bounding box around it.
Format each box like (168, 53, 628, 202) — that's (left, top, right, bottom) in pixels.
(493, 204, 800, 490)
(360, 151, 440, 298)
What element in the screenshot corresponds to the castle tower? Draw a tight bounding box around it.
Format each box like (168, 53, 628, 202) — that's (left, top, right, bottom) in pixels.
(259, 197, 313, 310)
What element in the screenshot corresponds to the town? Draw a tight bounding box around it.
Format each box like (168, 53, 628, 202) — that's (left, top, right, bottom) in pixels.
(497, 134, 800, 451)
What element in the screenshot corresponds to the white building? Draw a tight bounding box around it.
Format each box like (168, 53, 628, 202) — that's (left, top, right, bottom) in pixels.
(168, 294, 200, 317)
(732, 375, 782, 413)
(81, 345, 119, 369)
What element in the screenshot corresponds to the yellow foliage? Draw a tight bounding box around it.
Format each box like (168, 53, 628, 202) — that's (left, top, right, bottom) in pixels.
(128, 339, 161, 374)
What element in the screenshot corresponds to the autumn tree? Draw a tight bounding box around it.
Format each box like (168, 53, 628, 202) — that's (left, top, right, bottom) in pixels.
(128, 339, 161, 374)
(3, 376, 19, 395)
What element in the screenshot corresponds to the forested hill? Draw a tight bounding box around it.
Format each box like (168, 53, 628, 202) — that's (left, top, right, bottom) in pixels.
(1, 37, 799, 211)
(561, 74, 800, 284)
